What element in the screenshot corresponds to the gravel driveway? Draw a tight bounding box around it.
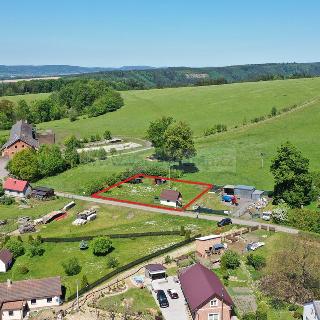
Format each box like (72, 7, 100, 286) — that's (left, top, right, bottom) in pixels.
(0, 157, 9, 180)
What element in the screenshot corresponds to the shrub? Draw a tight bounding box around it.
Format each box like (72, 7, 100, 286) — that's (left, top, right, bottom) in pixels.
(28, 244, 45, 257)
(242, 313, 256, 320)
(221, 250, 241, 269)
(18, 265, 29, 274)
(180, 226, 186, 236)
(107, 256, 119, 268)
(0, 195, 14, 205)
(103, 130, 112, 140)
(293, 311, 302, 319)
(62, 257, 81, 276)
(81, 275, 89, 288)
(246, 254, 266, 270)
(164, 255, 172, 264)
(5, 238, 25, 258)
(288, 304, 299, 312)
(92, 237, 113, 256)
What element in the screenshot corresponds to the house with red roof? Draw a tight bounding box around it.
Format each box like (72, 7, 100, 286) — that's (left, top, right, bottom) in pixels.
(3, 178, 31, 198)
(179, 263, 234, 320)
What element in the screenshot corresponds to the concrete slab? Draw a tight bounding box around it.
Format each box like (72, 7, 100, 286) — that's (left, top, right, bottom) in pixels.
(149, 277, 189, 320)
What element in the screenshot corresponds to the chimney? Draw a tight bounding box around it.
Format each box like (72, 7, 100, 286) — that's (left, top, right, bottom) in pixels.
(7, 279, 12, 287)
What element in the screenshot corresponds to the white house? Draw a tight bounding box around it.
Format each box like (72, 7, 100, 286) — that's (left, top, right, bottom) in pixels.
(3, 178, 32, 198)
(303, 301, 320, 320)
(0, 249, 13, 273)
(159, 189, 182, 208)
(0, 277, 62, 319)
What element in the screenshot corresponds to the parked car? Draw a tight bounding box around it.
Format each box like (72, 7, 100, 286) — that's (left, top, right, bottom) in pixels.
(217, 218, 232, 227)
(247, 242, 265, 251)
(262, 211, 272, 221)
(167, 289, 179, 299)
(157, 290, 169, 308)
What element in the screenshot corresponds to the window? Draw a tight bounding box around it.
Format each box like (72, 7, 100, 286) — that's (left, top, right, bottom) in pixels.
(208, 314, 219, 320)
(31, 299, 37, 305)
(210, 299, 218, 307)
(15, 145, 17, 149)
(9, 311, 14, 316)
(47, 297, 52, 303)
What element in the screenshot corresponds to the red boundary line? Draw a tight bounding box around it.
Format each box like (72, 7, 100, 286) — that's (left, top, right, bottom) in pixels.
(92, 174, 213, 212)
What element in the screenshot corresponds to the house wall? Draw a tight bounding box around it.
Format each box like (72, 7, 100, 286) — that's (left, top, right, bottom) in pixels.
(195, 298, 232, 320)
(160, 200, 177, 207)
(2, 309, 23, 320)
(2, 141, 33, 158)
(26, 296, 61, 309)
(5, 186, 31, 198)
(303, 303, 319, 320)
(0, 260, 8, 272)
(196, 237, 222, 257)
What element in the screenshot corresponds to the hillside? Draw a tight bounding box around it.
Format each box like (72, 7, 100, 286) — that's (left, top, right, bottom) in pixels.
(73, 62, 320, 88)
(10, 77, 316, 191)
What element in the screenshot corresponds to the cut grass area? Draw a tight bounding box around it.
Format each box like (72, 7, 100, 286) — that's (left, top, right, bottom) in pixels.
(11, 77, 320, 142)
(0, 236, 182, 299)
(99, 176, 208, 209)
(2, 93, 50, 103)
(98, 288, 159, 317)
(37, 200, 232, 238)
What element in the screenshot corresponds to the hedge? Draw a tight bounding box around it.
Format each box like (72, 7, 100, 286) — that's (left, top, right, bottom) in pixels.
(42, 231, 181, 243)
(67, 234, 200, 301)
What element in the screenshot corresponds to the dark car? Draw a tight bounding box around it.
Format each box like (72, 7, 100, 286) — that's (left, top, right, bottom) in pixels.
(157, 290, 169, 308)
(217, 218, 232, 227)
(167, 289, 179, 299)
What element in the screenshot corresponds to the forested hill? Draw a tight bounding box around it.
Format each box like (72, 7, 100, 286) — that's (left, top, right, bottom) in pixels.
(72, 62, 320, 88)
(0, 65, 154, 80)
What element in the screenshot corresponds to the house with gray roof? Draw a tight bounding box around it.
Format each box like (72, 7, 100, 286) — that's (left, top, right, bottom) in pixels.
(304, 300, 320, 320)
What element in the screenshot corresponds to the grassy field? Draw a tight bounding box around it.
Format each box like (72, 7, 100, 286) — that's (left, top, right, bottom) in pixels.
(0, 77, 316, 142)
(3, 92, 50, 103)
(3, 77, 320, 191)
(99, 176, 208, 208)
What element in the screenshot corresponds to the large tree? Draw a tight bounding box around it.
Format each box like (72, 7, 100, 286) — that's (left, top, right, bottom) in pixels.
(38, 145, 67, 177)
(163, 121, 196, 165)
(270, 142, 313, 207)
(7, 149, 40, 181)
(260, 234, 320, 304)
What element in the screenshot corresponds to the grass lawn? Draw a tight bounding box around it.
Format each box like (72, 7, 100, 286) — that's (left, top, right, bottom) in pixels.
(2, 93, 50, 103)
(98, 288, 159, 318)
(99, 175, 209, 209)
(36, 200, 233, 238)
(0, 236, 182, 299)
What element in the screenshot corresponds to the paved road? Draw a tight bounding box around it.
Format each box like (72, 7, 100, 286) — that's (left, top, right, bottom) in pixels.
(56, 192, 299, 234)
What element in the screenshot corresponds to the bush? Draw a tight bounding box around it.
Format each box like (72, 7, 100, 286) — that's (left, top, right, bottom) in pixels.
(81, 275, 89, 288)
(0, 195, 14, 205)
(221, 250, 241, 269)
(5, 238, 25, 258)
(18, 265, 29, 274)
(242, 313, 256, 320)
(62, 257, 81, 276)
(107, 256, 119, 268)
(164, 255, 172, 264)
(293, 311, 302, 319)
(288, 304, 299, 312)
(246, 254, 266, 270)
(92, 237, 113, 256)
(28, 243, 45, 257)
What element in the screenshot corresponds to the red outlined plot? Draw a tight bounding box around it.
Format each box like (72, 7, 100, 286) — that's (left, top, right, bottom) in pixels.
(91, 173, 213, 212)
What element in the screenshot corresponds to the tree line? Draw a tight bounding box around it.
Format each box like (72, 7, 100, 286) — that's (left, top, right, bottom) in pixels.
(0, 79, 124, 130)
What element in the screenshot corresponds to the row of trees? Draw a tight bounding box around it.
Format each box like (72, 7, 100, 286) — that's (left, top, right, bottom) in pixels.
(0, 79, 124, 130)
(147, 116, 196, 164)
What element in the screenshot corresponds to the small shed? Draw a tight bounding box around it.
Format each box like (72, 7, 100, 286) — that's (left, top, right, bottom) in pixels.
(154, 178, 166, 185)
(160, 190, 182, 208)
(223, 185, 235, 195)
(0, 249, 13, 273)
(196, 235, 222, 257)
(31, 186, 55, 199)
(234, 185, 255, 199)
(145, 264, 167, 281)
(42, 210, 65, 224)
(252, 190, 265, 201)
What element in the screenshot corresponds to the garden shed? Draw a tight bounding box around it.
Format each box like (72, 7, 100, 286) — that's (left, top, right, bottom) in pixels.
(31, 186, 55, 199)
(223, 185, 235, 195)
(145, 264, 167, 281)
(252, 190, 265, 201)
(234, 185, 255, 199)
(160, 189, 182, 208)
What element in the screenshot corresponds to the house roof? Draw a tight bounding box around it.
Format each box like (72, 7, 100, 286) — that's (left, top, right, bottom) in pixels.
(1, 120, 38, 151)
(3, 178, 29, 192)
(223, 185, 235, 189)
(252, 190, 264, 195)
(2, 300, 25, 311)
(160, 189, 181, 202)
(0, 249, 13, 265)
(179, 263, 233, 313)
(145, 264, 166, 273)
(313, 301, 320, 319)
(0, 277, 61, 306)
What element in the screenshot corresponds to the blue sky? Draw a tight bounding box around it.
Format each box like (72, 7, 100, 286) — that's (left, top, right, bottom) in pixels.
(1, 0, 319, 67)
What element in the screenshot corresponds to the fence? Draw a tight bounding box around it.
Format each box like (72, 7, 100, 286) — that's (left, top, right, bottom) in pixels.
(66, 234, 200, 301)
(42, 230, 181, 243)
